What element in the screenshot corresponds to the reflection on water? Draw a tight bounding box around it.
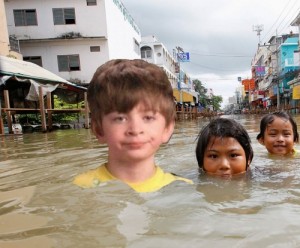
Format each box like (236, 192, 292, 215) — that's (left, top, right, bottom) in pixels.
(1, 115, 300, 247)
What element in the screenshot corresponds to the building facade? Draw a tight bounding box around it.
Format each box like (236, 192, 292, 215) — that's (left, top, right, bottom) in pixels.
(249, 32, 299, 110)
(140, 35, 198, 104)
(4, 0, 141, 84)
(0, 0, 22, 59)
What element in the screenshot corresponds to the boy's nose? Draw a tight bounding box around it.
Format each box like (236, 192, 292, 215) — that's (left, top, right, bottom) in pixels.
(127, 119, 144, 136)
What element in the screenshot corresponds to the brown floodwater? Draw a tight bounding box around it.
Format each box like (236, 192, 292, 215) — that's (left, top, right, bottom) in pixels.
(1, 114, 300, 247)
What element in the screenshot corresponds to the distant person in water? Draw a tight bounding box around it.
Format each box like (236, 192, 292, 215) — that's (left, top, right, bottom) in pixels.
(73, 59, 192, 192)
(196, 118, 253, 178)
(256, 111, 299, 156)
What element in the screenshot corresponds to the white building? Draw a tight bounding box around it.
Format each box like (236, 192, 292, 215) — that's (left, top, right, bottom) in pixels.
(4, 0, 141, 84)
(140, 35, 198, 104)
(140, 35, 177, 88)
(0, 0, 21, 59)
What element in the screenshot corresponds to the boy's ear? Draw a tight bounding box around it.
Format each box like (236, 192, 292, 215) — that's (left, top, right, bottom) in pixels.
(91, 121, 107, 144)
(257, 137, 264, 146)
(162, 120, 175, 143)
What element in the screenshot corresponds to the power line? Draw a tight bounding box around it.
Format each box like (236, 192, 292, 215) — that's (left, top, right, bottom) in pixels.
(261, 0, 293, 43)
(184, 61, 249, 72)
(278, 6, 300, 34)
(189, 51, 252, 58)
(276, 0, 300, 34)
(190, 77, 240, 81)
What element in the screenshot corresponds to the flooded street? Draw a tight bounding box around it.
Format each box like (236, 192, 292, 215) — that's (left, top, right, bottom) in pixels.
(1, 114, 300, 247)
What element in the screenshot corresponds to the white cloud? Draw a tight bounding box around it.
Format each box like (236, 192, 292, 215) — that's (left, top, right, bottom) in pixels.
(122, 0, 300, 105)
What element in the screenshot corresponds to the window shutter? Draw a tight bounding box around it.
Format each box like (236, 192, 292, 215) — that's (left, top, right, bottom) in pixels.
(14, 10, 25, 26)
(26, 10, 37, 25)
(58, 56, 69, 71)
(64, 8, 75, 24)
(69, 55, 80, 70)
(53, 8, 64, 25)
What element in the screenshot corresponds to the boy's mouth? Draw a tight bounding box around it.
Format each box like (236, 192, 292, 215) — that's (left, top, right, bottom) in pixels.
(124, 142, 145, 149)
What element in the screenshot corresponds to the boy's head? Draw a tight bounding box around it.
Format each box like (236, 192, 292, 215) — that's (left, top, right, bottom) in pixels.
(196, 118, 253, 172)
(87, 59, 175, 134)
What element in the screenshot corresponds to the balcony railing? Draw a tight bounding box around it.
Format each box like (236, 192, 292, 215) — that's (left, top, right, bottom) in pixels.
(9, 35, 20, 53)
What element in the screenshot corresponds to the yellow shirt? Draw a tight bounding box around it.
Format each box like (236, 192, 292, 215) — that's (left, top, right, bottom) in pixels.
(73, 164, 193, 193)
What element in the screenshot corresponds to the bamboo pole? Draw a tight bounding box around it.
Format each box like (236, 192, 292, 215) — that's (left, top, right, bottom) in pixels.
(0, 94, 4, 135)
(46, 92, 53, 130)
(38, 86, 47, 132)
(4, 90, 12, 134)
(84, 92, 90, 129)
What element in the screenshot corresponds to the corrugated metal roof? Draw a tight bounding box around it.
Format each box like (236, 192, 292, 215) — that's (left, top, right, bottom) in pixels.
(0, 55, 69, 84)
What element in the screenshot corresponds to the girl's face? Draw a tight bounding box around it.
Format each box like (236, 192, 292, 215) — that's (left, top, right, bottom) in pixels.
(258, 116, 294, 155)
(203, 136, 248, 178)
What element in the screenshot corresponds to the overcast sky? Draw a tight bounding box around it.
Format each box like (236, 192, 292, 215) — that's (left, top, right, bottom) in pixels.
(121, 0, 300, 107)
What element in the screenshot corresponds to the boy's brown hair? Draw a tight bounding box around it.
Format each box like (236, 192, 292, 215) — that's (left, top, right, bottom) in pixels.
(87, 59, 175, 133)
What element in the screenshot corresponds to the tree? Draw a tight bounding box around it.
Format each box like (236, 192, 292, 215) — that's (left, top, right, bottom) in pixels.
(193, 79, 207, 107)
(211, 95, 223, 111)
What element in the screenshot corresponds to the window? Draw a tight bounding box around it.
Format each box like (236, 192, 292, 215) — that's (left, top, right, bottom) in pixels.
(87, 0, 97, 6)
(133, 38, 140, 54)
(13, 9, 37, 26)
(57, 55, 80, 71)
(90, 46, 100, 52)
(141, 46, 152, 59)
(53, 8, 75, 25)
(23, 56, 43, 67)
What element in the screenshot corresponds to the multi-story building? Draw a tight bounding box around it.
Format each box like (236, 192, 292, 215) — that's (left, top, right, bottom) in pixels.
(140, 35, 198, 105)
(0, 0, 21, 59)
(140, 35, 177, 88)
(4, 0, 141, 84)
(287, 12, 300, 109)
(250, 32, 299, 110)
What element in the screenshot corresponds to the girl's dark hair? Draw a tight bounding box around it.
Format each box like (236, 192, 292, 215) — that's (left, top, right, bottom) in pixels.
(196, 118, 253, 170)
(256, 111, 299, 142)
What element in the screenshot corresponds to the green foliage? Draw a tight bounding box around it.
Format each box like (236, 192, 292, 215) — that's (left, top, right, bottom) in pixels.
(52, 96, 83, 123)
(193, 79, 223, 111)
(17, 96, 84, 124)
(193, 79, 207, 95)
(212, 95, 223, 111)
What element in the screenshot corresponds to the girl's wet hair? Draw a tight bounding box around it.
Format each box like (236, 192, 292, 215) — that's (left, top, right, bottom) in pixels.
(196, 118, 253, 171)
(256, 111, 299, 142)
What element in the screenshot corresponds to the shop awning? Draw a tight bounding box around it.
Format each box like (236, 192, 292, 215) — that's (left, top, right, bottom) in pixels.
(292, 85, 300, 100)
(173, 89, 194, 103)
(0, 55, 86, 103)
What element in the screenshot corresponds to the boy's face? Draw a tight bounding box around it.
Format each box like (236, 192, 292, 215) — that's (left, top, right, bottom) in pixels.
(258, 117, 294, 155)
(95, 103, 174, 164)
(203, 136, 248, 178)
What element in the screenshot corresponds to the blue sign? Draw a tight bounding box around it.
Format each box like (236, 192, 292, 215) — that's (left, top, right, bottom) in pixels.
(177, 52, 190, 62)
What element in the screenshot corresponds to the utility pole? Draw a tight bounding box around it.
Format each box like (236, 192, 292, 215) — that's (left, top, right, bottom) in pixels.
(275, 30, 280, 110)
(175, 46, 184, 103)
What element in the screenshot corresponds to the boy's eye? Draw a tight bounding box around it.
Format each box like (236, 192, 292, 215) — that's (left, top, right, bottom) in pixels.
(113, 116, 126, 122)
(143, 115, 155, 121)
(230, 153, 239, 158)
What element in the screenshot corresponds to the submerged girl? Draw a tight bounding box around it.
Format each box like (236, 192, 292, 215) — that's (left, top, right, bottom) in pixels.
(196, 118, 253, 178)
(256, 111, 299, 156)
